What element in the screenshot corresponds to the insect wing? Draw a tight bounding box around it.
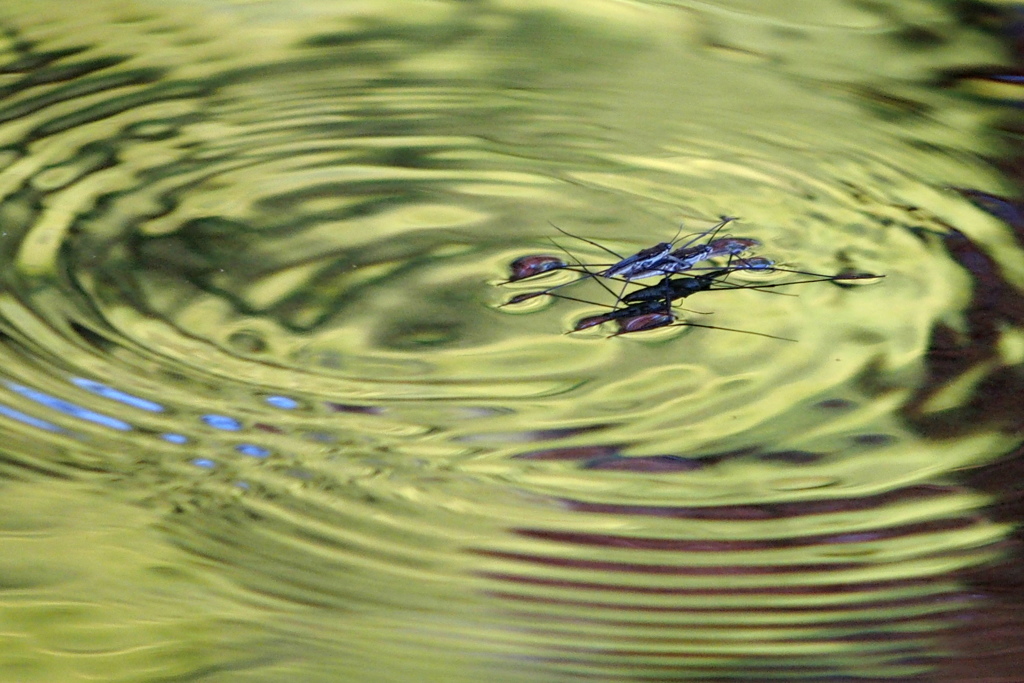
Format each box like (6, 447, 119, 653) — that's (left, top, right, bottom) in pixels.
(600, 242, 673, 279)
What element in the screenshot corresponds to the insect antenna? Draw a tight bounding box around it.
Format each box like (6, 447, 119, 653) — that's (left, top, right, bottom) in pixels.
(667, 215, 741, 254)
(671, 215, 738, 252)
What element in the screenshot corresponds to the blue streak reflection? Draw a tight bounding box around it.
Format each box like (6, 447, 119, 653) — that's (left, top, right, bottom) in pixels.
(6, 382, 131, 431)
(71, 377, 165, 412)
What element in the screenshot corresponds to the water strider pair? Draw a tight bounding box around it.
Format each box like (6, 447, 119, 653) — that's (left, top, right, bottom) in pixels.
(500, 217, 882, 340)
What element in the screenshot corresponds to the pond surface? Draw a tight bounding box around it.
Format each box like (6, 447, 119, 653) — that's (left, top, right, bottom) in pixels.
(1, 1, 1023, 681)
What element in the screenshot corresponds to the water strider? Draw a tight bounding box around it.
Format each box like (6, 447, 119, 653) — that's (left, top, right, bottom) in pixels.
(501, 216, 755, 305)
(568, 296, 797, 341)
(550, 215, 740, 281)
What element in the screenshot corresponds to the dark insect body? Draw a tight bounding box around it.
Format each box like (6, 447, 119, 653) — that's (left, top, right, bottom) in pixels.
(570, 300, 667, 332)
(620, 269, 734, 306)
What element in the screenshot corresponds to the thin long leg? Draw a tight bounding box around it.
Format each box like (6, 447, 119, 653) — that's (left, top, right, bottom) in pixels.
(669, 322, 796, 342)
(548, 221, 624, 260)
(612, 320, 795, 342)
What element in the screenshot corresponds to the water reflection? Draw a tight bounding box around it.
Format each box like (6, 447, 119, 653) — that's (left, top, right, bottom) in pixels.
(0, 0, 1021, 681)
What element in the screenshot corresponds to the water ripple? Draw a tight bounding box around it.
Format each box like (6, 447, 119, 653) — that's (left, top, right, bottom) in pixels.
(0, 1, 1020, 681)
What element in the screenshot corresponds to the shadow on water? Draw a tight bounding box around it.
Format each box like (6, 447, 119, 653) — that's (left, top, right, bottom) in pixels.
(0, 0, 1023, 681)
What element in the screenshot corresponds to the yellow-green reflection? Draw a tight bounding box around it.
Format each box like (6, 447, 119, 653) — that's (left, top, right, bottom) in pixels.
(0, 0, 1019, 680)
